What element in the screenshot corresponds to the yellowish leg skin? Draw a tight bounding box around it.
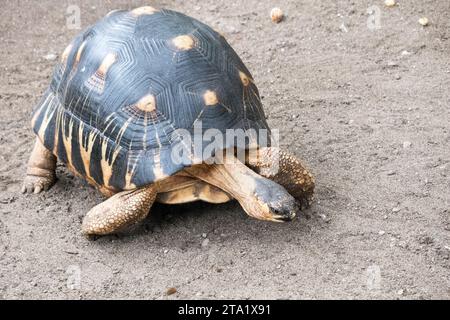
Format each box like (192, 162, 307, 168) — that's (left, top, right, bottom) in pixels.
(247, 147, 315, 208)
(81, 185, 157, 236)
(184, 155, 298, 222)
(22, 137, 57, 194)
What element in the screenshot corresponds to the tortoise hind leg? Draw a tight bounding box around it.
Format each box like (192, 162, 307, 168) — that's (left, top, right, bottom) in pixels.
(82, 185, 157, 236)
(247, 147, 315, 208)
(22, 137, 57, 194)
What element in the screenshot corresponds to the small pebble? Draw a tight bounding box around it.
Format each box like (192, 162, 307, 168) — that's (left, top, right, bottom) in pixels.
(392, 207, 401, 213)
(387, 170, 396, 176)
(201, 233, 207, 238)
(418, 17, 429, 26)
(384, 0, 396, 7)
(339, 22, 348, 33)
(403, 141, 412, 148)
(270, 7, 284, 23)
(43, 53, 57, 61)
(378, 230, 386, 236)
(166, 287, 177, 295)
(201, 238, 210, 248)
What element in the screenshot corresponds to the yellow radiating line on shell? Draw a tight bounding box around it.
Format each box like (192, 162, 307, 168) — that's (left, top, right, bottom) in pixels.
(115, 117, 132, 146)
(100, 138, 121, 188)
(78, 122, 97, 182)
(31, 92, 53, 129)
(37, 96, 58, 141)
(51, 106, 64, 155)
(124, 166, 137, 190)
(62, 116, 75, 168)
(152, 151, 165, 180)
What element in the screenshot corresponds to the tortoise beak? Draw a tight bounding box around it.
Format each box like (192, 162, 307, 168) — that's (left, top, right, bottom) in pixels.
(268, 207, 297, 222)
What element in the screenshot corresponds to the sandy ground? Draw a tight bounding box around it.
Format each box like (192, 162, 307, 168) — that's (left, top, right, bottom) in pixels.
(0, 0, 449, 299)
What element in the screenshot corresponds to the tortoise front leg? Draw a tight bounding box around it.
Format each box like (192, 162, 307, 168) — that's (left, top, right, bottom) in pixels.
(184, 156, 298, 222)
(82, 185, 157, 236)
(22, 137, 57, 194)
(247, 147, 315, 208)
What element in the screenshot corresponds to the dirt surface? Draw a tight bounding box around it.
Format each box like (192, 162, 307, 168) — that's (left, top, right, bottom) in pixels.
(1, 0, 449, 299)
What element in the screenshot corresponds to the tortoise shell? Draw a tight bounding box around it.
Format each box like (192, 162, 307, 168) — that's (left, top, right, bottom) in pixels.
(31, 7, 271, 192)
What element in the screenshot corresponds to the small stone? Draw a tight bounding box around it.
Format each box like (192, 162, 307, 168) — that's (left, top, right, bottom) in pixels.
(201, 233, 207, 238)
(270, 7, 284, 23)
(201, 238, 210, 248)
(387, 61, 399, 68)
(395, 74, 402, 80)
(397, 289, 405, 295)
(43, 53, 57, 61)
(403, 141, 412, 149)
(166, 287, 177, 295)
(318, 213, 330, 222)
(384, 0, 396, 7)
(418, 17, 429, 26)
(392, 207, 401, 213)
(339, 22, 348, 33)
(401, 50, 412, 56)
(387, 170, 396, 176)
(378, 230, 386, 236)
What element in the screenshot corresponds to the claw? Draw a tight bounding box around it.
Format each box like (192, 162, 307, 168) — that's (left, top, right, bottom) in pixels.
(34, 185, 43, 194)
(21, 174, 55, 195)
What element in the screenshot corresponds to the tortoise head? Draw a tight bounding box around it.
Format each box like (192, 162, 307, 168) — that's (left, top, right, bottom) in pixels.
(245, 177, 299, 222)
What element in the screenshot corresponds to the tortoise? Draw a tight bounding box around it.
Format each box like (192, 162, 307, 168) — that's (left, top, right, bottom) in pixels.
(22, 7, 315, 236)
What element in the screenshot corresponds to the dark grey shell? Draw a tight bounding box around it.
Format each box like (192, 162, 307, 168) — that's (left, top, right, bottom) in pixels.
(31, 7, 271, 191)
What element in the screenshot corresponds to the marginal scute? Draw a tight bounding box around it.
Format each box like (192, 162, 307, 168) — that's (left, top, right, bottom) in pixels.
(61, 44, 73, 64)
(203, 90, 219, 106)
(239, 71, 251, 87)
(212, 28, 226, 38)
(131, 6, 158, 16)
(136, 94, 156, 112)
(106, 9, 119, 17)
(75, 41, 87, 64)
(172, 35, 195, 51)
